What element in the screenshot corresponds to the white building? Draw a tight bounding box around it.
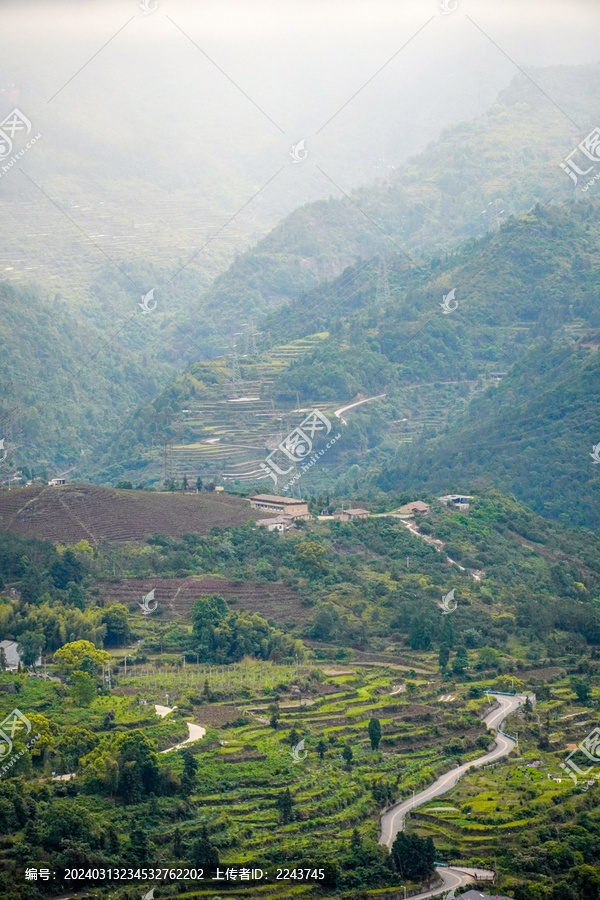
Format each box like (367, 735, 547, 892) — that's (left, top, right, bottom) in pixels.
(0, 639, 42, 670)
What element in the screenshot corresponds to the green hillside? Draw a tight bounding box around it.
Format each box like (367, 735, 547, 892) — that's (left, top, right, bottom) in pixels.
(1, 492, 600, 899)
(378, 341, 600, 533)
(179, 64, 600, 348)
(100, 198, 600, 519)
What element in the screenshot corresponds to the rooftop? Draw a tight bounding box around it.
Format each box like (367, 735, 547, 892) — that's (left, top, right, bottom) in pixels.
(250, 494, 308, 505)
(458, 891, 513, 900)
(409, 500, 430, 509)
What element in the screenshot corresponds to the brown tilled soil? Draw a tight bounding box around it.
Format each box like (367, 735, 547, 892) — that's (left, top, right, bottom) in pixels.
(92, 575, 311, 627)
(0, 484, 268, 543)
(191, 704, 242, 727)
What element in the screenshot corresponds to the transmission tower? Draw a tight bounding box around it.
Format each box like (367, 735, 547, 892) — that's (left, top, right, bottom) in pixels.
(240, 320, 263, 357)
(228, 335, 244, 399)
(375, 255, 392, 307)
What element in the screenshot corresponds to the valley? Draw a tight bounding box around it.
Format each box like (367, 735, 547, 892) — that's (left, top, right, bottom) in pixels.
(1, 5, 600, 899)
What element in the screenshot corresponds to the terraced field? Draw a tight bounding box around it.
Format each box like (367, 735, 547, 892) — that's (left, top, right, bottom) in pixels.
(101, 663, 510, 898)
(93, 575, 311, 627)
(0, 483, 267, 543)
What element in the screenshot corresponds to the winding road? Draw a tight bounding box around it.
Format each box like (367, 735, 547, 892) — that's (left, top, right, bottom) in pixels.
(155, 705, 206, 753)
(380, 693, 527, 897)
(334, 393, 387, 425)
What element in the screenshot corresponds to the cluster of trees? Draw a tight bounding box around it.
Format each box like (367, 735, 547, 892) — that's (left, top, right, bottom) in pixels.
(0, 772, 222, 894)
(191, 594, 303, 663)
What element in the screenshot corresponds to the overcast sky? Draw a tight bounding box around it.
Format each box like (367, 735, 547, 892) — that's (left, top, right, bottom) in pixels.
(1, 0, 599, 285)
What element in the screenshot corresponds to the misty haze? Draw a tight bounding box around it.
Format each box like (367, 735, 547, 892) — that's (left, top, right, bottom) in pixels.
(0, 2, 600, 899)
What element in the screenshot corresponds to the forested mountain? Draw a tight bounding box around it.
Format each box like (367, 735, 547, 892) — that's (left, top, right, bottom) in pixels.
(101, 198, 600, 531)
(379, 342, 600, 533)
(0, 280, 179, 475)
(178, 64, 600, 348)
(4, 63, 600, 484)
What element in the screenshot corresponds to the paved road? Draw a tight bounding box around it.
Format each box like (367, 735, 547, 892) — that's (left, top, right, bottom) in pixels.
(380, 693, 526, 898)
(161, 721, 206, 753)
(409, 866, 475, 900)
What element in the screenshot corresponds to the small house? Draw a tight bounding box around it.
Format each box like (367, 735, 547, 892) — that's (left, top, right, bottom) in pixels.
(337, 507, 369, 521)
(255, 515, 295, 533)
(398, 500, 431, 516)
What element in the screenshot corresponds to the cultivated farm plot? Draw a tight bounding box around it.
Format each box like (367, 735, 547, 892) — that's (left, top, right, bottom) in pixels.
(0, 483, 267, 543)
(93, 575, 311, 627)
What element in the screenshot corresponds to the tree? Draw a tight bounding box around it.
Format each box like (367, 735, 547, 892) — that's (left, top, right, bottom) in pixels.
(439, 644, 450, 670)
(180, 749, 198, 795)
(129, 827, 150, 865)
(191, 826, 219, 869)
(40, 800, 93, 850)
(342, 743, 353, 765)
(54, 725, 97, 771)
(440, 616, 454, 649)
(27, 712, 57, 757)
(16, 631, 45, 669)
(390, 832, 436, 880)
(50, 549, 85, 590)
(294, 541, 328, 578)
(70, 672, 96, 706)
(53, 640, 109, 675)
(173, 827, 183, 858)
(191, 595, 228, 634)
(368, 717, 381, 751)
(113, 731, 159, 802)
(477, 646, 500, 669)
(103, 603, 130, 646)
(269, 705, 280, 729)
(452, 645, 468, 675)
(317, 739, 327, 760)
(182, 474, 188, 491)
(115, 481, 133, 489)
(196, 477, 203, 491)
(409, 615, 434, 650)
(276, 788, 293, 823)
(289, 728, 300, 748)
(0, 647, 6, 671)
(571, 676, 591, 705)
